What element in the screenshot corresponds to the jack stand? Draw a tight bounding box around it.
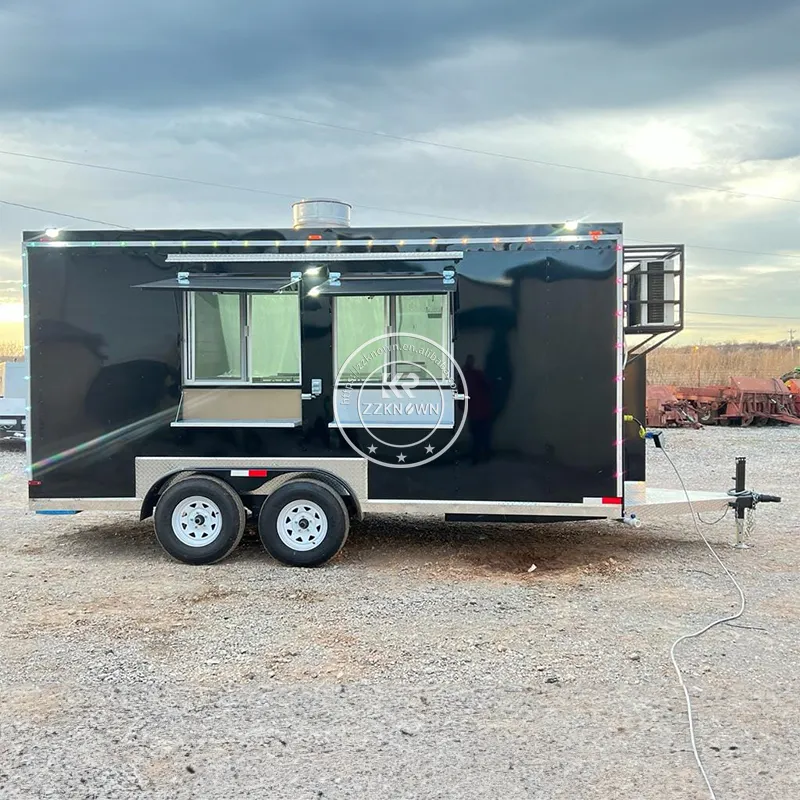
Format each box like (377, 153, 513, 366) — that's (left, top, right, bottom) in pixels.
(729, 456, 781, 549)
(734, 514, 752, 550)
(733, 457, 752, 550)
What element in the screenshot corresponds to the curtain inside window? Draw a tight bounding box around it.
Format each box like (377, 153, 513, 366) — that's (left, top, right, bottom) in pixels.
(250, 295, 301, 383)
(395, 295, 447, 381)
(335, 295, 386, 382)
(193, 292, 242, 380)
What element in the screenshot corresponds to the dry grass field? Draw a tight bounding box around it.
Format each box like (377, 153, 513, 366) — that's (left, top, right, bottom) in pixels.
(0, 340, 23, 361)
(647, 344, 797, 386)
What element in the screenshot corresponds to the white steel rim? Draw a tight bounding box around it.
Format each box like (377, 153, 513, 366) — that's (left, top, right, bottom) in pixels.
(171, 495, 223, 547)
(277, 500, 328, 551)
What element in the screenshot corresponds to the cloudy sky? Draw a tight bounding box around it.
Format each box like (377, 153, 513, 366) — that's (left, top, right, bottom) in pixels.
(1, 0, 799, 342)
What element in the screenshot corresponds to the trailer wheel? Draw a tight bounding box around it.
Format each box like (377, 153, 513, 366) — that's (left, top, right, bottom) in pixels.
(154, 476, 245, 565)
(698, 405, 716, 425)
(258, 479, 348, 567)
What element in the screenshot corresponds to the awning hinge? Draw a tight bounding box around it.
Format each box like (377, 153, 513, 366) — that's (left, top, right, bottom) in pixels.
(443, 269, 456, 285)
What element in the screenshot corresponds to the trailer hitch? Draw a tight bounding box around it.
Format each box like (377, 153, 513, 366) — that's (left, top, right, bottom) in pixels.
(727, 457, 781, 549)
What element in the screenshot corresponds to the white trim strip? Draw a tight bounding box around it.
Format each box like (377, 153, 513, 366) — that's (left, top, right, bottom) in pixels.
(616, 241, 624, 497)
(229, 469, 269, 477)
(170, 420, 301, 428)
(361, 499, 620, 518)
(166, 251, 464, 263)
(25, 234, 621, 249)
(30, 498, 141, 512)
(328, 422, 455, 430)
(583, 497, 623, 506)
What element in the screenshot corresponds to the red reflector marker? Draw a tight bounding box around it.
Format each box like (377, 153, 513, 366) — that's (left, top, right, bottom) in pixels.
(601, 497, 623, 505)
(28, 480, 42, 487)
(307, 234, 323, 240)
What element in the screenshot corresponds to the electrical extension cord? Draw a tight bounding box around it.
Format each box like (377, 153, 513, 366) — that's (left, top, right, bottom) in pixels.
(658, 445, 748, 800)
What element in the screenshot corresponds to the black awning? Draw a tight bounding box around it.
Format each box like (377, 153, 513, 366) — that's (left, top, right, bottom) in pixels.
(318, 277, 456, 296)
(134, 276, 295, 292)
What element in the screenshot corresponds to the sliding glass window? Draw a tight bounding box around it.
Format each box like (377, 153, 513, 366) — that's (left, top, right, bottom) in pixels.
(186, 292, 300, 385)
(334, 294, 450, 384)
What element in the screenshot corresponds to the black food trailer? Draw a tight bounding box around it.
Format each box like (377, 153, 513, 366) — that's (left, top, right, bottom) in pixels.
(23, 200, 748, 565)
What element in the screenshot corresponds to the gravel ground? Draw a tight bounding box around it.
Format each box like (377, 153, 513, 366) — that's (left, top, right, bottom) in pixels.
(0, 428, 798, 799)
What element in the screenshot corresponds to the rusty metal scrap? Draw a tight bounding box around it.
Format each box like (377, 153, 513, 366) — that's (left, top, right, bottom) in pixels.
(646, 376, 800, 428)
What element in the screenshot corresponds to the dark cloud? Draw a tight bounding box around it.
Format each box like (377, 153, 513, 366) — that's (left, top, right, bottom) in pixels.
(0, 0, 797, 113)
(1, 0, 799, 344)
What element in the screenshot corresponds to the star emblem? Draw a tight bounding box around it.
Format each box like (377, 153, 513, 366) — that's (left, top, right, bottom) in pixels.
(396, 452, 407, 463)
(367, 444, 377, 454)
(424, 444, 435, 454)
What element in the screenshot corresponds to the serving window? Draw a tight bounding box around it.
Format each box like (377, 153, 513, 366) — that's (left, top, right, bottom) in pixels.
(185, 291, 301, 386)
(334, 294, 451, 384)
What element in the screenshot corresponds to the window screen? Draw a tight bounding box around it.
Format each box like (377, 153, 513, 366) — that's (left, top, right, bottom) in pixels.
(395, 294, 448, 381)
(188, 291, 300, 384)
(250, 294, 301, 383)
(192, 292, 242, 381)
(334, 294, 450, 383)
(335, 295, 385, 382)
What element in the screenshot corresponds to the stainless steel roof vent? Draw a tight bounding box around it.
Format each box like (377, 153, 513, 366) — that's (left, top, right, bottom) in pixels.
(292, 199, 351, 229)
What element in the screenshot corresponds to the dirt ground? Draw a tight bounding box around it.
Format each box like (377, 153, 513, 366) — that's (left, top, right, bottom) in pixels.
(1, 427, 798, 799)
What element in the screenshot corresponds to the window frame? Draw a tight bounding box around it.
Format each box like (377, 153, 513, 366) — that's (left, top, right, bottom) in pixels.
(183, 291, 302, 387)
(333, 293, 453, 387)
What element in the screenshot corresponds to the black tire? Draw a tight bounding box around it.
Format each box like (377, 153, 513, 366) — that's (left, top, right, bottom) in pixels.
(698, 406, 715, 425)
(258, 479, 349, 567)
(154, 475, 245, 565)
